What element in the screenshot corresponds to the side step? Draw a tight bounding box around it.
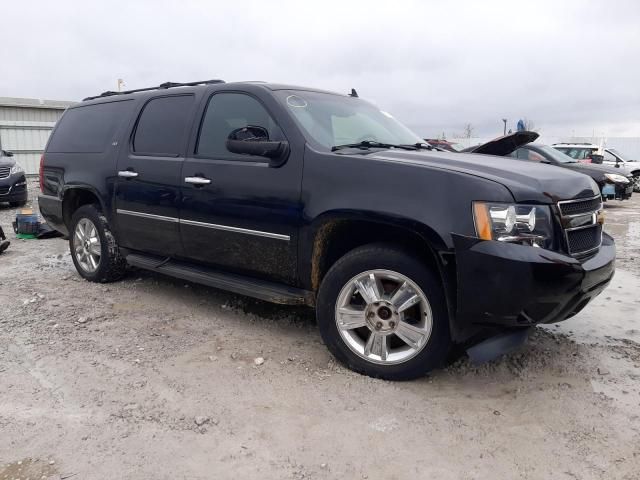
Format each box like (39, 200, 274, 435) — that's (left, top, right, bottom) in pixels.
(126, 253, 315, 306)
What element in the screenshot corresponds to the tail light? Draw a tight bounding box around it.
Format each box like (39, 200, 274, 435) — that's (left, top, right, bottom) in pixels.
(39, 154, 45, 192)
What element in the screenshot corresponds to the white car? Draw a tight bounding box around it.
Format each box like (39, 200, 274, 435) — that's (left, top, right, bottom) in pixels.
(552, 143, 640, 192)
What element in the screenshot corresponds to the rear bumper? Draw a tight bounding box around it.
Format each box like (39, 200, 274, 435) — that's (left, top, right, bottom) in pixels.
(452, 232, 615, 338)
(38, 194, 68, 235)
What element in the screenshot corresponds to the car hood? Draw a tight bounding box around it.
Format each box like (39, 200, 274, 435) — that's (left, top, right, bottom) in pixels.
(0, 158, 16, 167)
(462, 131, 539, 156)
(369, 149, 599, 204)
(564, 161, 627, 178)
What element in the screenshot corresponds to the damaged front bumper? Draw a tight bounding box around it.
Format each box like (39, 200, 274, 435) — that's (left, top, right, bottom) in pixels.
(452, 232, 615, 340)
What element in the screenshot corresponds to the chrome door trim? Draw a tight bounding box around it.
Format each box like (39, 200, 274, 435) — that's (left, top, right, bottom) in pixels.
(116, 209, 289, 240)
(116, 209, 179, 223)
(118, 170, 139, 178)
(180, 219, 290, 241)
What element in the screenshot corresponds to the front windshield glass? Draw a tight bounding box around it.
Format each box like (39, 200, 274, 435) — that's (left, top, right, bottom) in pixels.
(275, 90, 424, 150)
(539, 145, 578, 163)
(607, 148, 626, 161)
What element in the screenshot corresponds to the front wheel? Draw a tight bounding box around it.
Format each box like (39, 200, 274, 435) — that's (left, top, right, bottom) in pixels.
(316, 244, 451, 380)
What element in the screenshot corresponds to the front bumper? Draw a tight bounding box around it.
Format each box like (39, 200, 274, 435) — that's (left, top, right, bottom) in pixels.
(452, 232, 615, 339)
(0, 176, 28, 203)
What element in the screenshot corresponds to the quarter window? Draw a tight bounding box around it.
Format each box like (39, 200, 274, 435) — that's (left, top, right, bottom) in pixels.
(48, 100, 134, 153)
(197, 93, 283, 159)
(133, 95, 194, 156)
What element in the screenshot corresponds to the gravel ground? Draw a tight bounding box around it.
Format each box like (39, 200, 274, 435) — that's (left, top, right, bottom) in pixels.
(1, 180, 639, 480)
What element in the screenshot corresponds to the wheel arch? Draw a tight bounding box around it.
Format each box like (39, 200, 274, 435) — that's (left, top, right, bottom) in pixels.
(301, 211, 457, 336)
(61, 186, 107, 230)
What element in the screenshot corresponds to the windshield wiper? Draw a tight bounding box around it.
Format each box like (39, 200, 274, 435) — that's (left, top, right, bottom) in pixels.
(331, 141, 428, 152)
(398, 142, 433, 150)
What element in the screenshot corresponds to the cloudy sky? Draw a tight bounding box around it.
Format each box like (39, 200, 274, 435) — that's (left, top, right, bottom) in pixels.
(2, 0, 639, 138)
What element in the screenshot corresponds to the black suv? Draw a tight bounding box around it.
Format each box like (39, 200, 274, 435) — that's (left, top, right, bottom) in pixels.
(0, 149, 28, 207)
(39, 80, 615, 380)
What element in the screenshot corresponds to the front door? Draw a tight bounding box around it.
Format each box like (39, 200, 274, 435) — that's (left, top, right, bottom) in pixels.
(179, 91, 303, 284)
(115, 94, 196, 257)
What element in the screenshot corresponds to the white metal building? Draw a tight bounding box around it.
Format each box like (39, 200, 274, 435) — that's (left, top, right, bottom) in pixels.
(0, 97, 75, 175)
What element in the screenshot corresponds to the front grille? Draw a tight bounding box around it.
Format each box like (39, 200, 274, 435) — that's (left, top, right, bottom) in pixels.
(567, 225, 602, 255)
(0, 166, 10, 179)
(557, 195, 603, 258)
(0, 186, 10, 195)
(559, 196, 601, 216)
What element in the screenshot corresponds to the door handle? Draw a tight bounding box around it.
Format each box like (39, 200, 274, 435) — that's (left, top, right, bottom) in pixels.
(118, 170, 139, 179)
(185, 176, 211, 186)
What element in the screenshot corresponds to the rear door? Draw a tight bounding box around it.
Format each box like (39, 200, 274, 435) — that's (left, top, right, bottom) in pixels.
(179, 91, 303, 284)
(115, 94, 196, 256)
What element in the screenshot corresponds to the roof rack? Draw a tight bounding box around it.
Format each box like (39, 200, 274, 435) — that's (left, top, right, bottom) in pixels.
(83, 79, 225, 101)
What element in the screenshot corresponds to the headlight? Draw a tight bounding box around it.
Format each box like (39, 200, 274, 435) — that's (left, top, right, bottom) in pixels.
(10, 164, 24, 175)
(473, 202, 553, 248)
(604, 173, 629, 184)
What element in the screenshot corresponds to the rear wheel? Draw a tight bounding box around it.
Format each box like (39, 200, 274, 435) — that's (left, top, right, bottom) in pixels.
(9, 201, 26, 208)
(69, 204, 126, 282)
(632, 172, 640, 193)
(316, 244, 451, 380)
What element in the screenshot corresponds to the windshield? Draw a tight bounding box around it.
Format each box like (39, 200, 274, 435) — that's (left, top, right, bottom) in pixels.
(607, 148, 627, 161)
(275, 90, 424, 150)
(553, 146, 596, 161)
(538, 145, 579, 163)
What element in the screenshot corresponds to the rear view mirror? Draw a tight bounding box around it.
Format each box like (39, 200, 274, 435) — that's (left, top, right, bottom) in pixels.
(225, 126, 289, 167)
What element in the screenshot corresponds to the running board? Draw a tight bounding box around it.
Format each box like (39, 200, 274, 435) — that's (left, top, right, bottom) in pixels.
(125, 253, 315, 306)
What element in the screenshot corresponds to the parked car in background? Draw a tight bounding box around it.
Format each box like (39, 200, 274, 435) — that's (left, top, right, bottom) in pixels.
(424, 139, 461, 152)
(511, 144, 633, 201)
(553, 143, 640, 192)
(39, 81, 615, 380)
(0, 149, 28, 207)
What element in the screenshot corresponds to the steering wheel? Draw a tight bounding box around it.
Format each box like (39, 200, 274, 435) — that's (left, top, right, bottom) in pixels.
(354, 134, 378, 143)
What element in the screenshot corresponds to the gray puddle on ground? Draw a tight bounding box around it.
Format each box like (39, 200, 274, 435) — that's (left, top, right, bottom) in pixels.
(546, 269, 640, 345)
(0, 458, 57, 480)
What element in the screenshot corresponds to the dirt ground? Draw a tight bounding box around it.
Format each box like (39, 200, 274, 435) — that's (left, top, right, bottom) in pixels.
(1, 180, 639, 480)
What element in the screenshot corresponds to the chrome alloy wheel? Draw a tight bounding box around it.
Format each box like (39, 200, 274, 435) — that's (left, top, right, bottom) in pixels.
(335, 269, 433, 365)
(73, 218, 101, 273)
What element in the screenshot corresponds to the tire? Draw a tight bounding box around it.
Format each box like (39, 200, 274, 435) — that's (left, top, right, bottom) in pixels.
(9, 201, 27, 208)
(316, 243, 451, 380)
(632, 173, 640, 193)
(69, 204, 126, 282)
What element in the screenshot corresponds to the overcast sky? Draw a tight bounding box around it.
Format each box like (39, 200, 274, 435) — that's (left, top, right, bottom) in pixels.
(2, 0, 639, 138)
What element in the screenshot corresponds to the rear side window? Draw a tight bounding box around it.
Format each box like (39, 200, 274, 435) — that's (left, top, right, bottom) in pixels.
(47, 100, 133, 153)
(133, 95, 194, 156)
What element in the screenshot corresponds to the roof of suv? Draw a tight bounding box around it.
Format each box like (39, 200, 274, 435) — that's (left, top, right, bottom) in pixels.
(81, 79, 348, 104)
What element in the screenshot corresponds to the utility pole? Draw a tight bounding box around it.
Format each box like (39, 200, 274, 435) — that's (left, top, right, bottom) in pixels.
(502, 119, 507, 136)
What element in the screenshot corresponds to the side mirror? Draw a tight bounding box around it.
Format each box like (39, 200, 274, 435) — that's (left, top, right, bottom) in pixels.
(225, 126, 289, 167)
(590, 154, 604, 164)
(2, 150, 13, 157)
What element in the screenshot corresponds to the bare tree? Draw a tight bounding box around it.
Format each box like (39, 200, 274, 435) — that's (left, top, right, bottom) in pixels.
(463, 123, 475, 138)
